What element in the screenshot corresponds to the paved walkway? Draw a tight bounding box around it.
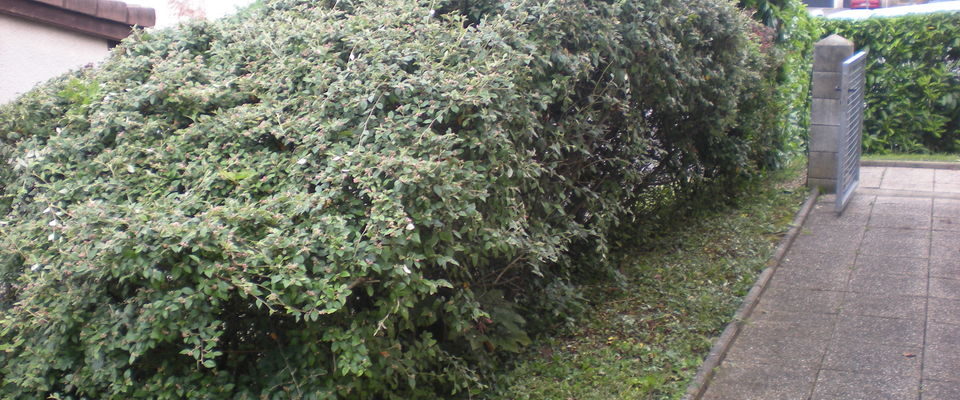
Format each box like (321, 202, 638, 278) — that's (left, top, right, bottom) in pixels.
(702, 166, 960, 399)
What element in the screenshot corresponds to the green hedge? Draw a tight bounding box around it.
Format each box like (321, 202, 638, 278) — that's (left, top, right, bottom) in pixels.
(824, 12, 960, 153)
(0, 0, 804, 397)
(740, 0, 820, 166)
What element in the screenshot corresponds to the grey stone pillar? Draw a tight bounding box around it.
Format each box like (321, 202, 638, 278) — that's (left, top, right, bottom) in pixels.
(808, 34, 854, 192)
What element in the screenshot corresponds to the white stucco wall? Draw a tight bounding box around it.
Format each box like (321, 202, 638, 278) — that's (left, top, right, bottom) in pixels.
(0, 13, 111, 104)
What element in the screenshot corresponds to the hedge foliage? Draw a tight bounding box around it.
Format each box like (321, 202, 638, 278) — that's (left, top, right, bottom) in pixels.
(739, 0, 819, 167)
(824, 12, 960, 153)
(0, 0, 807, 397)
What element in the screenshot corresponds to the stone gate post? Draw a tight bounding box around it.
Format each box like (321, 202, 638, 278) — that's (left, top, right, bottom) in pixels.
(808, 34, 855, 192)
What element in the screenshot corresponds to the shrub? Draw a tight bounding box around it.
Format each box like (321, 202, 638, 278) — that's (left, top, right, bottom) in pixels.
(739, 0, 820, 168)
(824, 12, 960, 153)
(0, 0, 790, 397)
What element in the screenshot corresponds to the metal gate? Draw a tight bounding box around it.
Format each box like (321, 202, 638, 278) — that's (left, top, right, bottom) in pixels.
(836, 50, 868, 213)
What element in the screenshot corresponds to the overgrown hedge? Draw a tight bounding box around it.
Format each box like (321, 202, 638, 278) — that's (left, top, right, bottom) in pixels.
(0, 0, 805, 397)
(825, 12, 960, 153)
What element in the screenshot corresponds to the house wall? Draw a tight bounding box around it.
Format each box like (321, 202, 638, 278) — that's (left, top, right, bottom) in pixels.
(0, 13, 110, 104)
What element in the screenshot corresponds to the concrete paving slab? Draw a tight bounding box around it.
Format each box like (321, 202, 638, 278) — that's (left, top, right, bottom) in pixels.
(743, 309, 839, 339)
(722, 323, 829, 367)
(922, 343, 960, 383)
(932, 215, 960, 231)
(753, 287, 844, 315)
(724, 311, 836, 367)
(861, 168, 884, 188)
(873, 193, 929, 204)
(931, 245, 960, 260)
(840, 293, 925, 320)
(933, 182, 960, 193)
(881, 167, 935, 192)
(851, 194, 878, 209)
(927, 297, 960, 325)
(929, 258, 960, 279)
(925, 321, 960, 346)
(922, 325, 960, 381)
(935, 169, 960, 184)
(833, 314, 924, 346)
(703, 360, 818, 400)
(931, 231, 960, 259)
(873, 196, 932, 215)
(790, 224, 865, 255)
(848, 271, 927, 297)
(868, 212, 932, 230)
(722, 332, 829, 370)
(921, 380, 960, 400)
(778, 250, 857, 271)
(881, 181, 936, 193)
(811, 369, 920, 400)
(815, 193, 875, 210)
(885, 166, 937, 180)
(822, 337, 921, 376)
(768, 264, 850, 291)
(805, 208, 871, 226)
(859, 228, 930, 259)
(932, 229, 960, 245)
(933, 198, 960, 217)
(880, 176, 934, 191)
(853, 255, 927, 277)
(929, 276, 960, 300)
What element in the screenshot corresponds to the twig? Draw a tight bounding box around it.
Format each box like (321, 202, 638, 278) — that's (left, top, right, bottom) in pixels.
(373, 299, 401, 336)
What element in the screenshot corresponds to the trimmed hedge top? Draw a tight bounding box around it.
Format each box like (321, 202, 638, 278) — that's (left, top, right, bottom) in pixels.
(0, 0, 795, 397)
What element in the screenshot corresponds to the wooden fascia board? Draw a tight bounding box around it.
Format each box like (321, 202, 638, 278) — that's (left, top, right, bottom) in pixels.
(0, 0, 134, 41)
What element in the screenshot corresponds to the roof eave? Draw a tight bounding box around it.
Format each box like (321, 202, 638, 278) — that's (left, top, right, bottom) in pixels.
(0, 0, 154, 42)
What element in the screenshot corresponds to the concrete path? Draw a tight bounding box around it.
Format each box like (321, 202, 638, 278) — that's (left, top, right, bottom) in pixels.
(701, 166, 960, 399)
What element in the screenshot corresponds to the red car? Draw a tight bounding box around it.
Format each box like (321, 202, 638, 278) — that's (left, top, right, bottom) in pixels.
(850, 0, 881, 8)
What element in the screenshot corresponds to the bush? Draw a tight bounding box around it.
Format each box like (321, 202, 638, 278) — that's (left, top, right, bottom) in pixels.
(739, 0, 820, 168)
(824, 12, 960, 153)
(0, 0, 791, 397)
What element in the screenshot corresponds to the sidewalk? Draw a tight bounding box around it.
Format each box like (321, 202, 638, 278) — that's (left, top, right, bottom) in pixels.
(700, 166, 960, 399)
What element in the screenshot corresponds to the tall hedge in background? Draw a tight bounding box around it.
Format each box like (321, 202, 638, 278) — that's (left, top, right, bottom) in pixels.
(0, 0, 802, 397)
(825, 12, 960, 153)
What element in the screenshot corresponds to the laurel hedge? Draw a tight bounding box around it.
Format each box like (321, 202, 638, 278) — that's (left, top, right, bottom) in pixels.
(825, 12, 960, 153)
(0, 0, 806, 397)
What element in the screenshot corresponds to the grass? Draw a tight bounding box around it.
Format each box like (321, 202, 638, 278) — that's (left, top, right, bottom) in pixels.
(862, 153, 960, 162)
(489, 159, 809, 400)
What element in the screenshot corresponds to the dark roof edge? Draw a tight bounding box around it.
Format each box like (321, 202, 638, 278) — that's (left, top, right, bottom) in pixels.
(35, 0, 155, 27)
(0, 0, 155, 41)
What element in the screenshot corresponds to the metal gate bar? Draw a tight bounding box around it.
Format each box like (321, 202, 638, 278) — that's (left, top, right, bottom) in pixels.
(836, 50, 867, 214)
